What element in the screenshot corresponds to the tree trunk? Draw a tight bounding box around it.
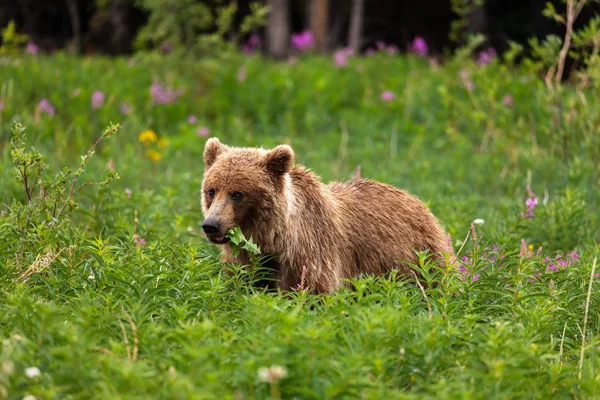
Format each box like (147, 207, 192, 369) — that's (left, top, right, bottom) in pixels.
(467, 3, 487, 34)
(348, 0, 364, 52)
(65, 0, 82, 54)
(267, 0, 290, 58)
(310, 0, 329, 53)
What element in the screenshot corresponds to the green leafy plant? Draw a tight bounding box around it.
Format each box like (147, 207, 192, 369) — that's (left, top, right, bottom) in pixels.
(226, 225, 261, 257)
(133, 0, 269, 56)
(0, 20, 30, 56)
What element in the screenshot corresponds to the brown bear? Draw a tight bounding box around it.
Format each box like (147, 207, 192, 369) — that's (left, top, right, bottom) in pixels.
(201, 138, 454, 293)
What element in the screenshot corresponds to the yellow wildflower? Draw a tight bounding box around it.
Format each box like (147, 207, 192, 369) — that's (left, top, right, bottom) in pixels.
(146, 150, 162, 162)
(158, 138, 169, 148)
(139, 129, 158, 144)
(528, 244, 534, 251)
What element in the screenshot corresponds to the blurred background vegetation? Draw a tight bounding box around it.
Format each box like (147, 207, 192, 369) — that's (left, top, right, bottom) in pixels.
(0, 0, 598, 63)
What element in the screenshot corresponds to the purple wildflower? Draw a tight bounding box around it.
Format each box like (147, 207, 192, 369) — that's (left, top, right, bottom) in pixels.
(522, 185, 538, 218)
(125, 188, 132, 198)
(243, 34, 261, 54)
(380, 90, 395, 102)
(365, 48, 376, 56)
(92, 91, 105, 110)
(26, 42, 39, 55)
(198, 126, 210, 137)
(187, 115, 198, 124)
(546, 252, 579, 272)
(150, 82, 180, 105)
(133, 234, 147, 247)
(412, 37, 428, 57)
(334, 48, 352, 68)
(376, 41, 386, 51)
(459, 70, 475, 92)
(519, 239, 533, 258)
(290, 31, 314, 51)
(120, 102, 131, 115)
(503, 94, 513, 107)
(472, 272, 480, 282)
(38, 98, 55, 116)
(477, 48, 497, 66)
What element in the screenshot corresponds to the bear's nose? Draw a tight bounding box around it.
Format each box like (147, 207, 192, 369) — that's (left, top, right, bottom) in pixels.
(202, 220, 220, 235)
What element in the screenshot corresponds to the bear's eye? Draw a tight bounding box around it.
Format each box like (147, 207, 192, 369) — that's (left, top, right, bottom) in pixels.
(230, 191, 244, 202)
(207, 188, 216, 199)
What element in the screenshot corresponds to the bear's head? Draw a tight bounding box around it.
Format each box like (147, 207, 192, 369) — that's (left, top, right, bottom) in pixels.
(201, 138, 294, 244)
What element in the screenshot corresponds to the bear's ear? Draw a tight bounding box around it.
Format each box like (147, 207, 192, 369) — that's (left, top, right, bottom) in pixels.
(265, 144, 294, 175)
(265, 145, 294, 176)
(204, 138, 229, 169)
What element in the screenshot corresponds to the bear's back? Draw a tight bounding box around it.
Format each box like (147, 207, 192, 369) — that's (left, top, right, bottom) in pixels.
(324, 179, 450, 275)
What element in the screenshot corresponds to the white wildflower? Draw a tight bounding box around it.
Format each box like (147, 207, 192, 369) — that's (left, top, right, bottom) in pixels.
(472, 218, 485, 225)
(25, 367, 41, 378)
(23, 395, 37, 400)
(257, 365, 287, 383)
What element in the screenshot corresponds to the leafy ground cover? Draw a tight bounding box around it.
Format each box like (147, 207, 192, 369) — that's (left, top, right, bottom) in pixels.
(0, 49, 599, 399)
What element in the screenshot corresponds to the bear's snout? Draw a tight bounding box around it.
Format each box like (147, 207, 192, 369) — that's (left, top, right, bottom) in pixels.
(202, 219, 230, 244)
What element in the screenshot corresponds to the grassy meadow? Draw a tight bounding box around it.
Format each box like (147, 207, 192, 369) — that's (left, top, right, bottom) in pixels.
(0, 49, 599, 399)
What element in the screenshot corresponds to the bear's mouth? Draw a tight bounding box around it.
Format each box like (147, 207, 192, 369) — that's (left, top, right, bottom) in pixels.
(208, 235, 230, 245)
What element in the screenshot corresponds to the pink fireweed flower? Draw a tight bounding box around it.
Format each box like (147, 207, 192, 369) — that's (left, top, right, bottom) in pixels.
(150, 82, 179, 104)
(133, 234, 147, 247)
(242, 34, 260, 54)
(91, 91, 105, 110)
(187, 115, 198, 124)
(546, 252, 579, 272)
(120, 102, 131, 115)
(26, 42, 39, 55)
(334, 48, 352, 68)
(198, 126, 210, 137)
(522, 185, 538, 218)
(290, 31, 314, 51)
(519, 239, 533, 258)
(459, 70, 475, 92)
(465, 80, 475, 92)
(380, 90, 395, 102)
(477, 47, 497, 66)
(503, 94, 513, 107)
(237, 65, 247, 82)
(412, 37, 428, 57)
(38, 98, 55, 116)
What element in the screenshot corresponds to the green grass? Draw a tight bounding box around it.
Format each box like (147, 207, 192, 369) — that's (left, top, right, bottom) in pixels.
(1, 50, 599, 399)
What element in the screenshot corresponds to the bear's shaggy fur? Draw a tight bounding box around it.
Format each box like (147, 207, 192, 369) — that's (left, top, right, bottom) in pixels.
(201, 138, 453, 293)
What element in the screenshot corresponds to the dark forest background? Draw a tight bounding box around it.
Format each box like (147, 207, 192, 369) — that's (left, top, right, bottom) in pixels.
(1, 0, 599, 57)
